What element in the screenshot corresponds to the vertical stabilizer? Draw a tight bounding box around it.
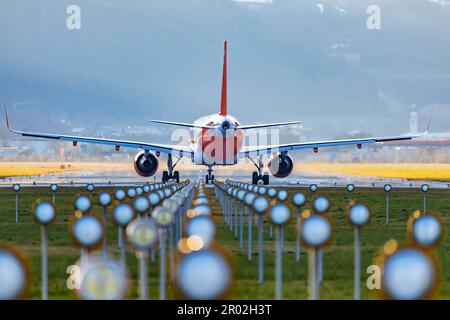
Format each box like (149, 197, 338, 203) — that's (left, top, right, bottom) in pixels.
(219, 41, 227, 116)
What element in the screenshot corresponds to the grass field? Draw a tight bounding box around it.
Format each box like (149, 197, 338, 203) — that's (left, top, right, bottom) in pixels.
(1, 184, 450, 300)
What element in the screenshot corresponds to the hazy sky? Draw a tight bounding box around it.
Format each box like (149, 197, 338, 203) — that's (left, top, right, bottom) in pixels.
(1, 0, 449, 138)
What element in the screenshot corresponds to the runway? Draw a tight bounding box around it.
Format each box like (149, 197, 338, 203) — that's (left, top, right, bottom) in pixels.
(1, 168, 448, 189)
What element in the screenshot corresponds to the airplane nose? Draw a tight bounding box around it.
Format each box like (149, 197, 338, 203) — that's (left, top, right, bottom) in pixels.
(221, 120, 231, 130)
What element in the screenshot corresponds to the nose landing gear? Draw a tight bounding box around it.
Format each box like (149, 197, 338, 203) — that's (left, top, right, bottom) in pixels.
(205, 166, 215, 184)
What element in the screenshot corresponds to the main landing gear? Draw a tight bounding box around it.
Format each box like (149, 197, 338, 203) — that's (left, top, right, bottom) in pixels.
(162, 154, 181, 183)
(205, 166, 215, 185)
(249, 155, 269, 185)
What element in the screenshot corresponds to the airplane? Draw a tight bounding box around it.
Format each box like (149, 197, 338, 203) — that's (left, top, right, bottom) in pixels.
(4, 41, 430, 185)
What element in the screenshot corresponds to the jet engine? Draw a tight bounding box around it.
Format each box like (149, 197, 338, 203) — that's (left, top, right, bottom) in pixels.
(268, 154, 294, 178)
(134, 151, 159, 177)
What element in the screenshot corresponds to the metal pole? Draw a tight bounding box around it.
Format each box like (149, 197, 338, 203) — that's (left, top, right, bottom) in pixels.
(248, 208, 252, 261)
(118, 227, 122, 249)
(275, 226, 283, 300)
(52, 192, 56, 204)
(102, 207, 107, 256)
(229, 200, 233, 232)
(318, 248, 323, 283)
(309, 249, 318, 300)
(386, 192, 389, 224)
(15, 192, 18, 224)
(270, 224, 273, 239)
(349, 193, 352, 204)
(240, 204, 244, 249)
(423, 193, 426, 214)
(258, 216, 264, 284)
(234, 204, 238, 238)
(178, 207, 183, 241)
(296, 209, 301, 262)
(42, 226, 48, 300)
(175, 209, 179, 242)
(120, 228, 126, 269)
(169, 223, 175, 283)
(140, 250, 149, 300)
(150, 244, 155, 262)
(160, 229, 167, 300)
(354, 227, 361, 300)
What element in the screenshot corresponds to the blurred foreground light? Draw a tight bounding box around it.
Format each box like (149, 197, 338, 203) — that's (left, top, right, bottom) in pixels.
(292, 192, 306, 207)
(277, 189, 288, 202)
(0, 247, 29, 300)
(74, 195, 91, 213)
(113, 204, 135, 228)
(133, 196, 150, 214)
(114, 189, 126, 201)
(347, 203, 371, 227)
(194, 197, 208, 206)
(409, 213, 444, 248)
(148, 192, 161, 206)
(186, 216, 216, 248)
(176, 250, 231, 299)
(98, 192, 112, 207)
(269, 203, 290, 226)
(267, 187, 277, 198)
(78, 255, 128, 300)
(33, 201, 57, 225)
(126, 219, 157, 250)
(127, 188, 137, 199)
(152, 206, 173, 228)
(192, 204, 211, 217)
(313, 195, 330, 214)
(186, 235, 204, 251)
(73, 215, 104, 249)
(382, 248, 438, 300)
(301, 215, 332, 248)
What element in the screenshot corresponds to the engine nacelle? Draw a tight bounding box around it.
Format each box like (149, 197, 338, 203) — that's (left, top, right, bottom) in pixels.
(268, 154, 294, 178)
(134, 151, 159, 177)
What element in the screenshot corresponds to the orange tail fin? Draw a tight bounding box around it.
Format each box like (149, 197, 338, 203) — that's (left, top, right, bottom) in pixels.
(219, 41, 227, 116)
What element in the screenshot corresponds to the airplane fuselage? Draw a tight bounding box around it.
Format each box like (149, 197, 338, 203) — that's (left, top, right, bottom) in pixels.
(192, 113, 244, 166)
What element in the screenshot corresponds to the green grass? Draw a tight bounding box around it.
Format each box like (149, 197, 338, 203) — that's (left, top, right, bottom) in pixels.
(1, 185, 449, 300)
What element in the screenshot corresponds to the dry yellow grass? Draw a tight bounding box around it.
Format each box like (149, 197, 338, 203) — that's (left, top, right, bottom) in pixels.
(0, 162, 130, 177)
(296, 163, 450, 181)
(2, 161, 450, 181)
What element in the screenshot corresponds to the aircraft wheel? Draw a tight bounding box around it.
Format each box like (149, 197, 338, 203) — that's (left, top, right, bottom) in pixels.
(173, 171, 180, 183)
(262, 173, 269, 185)
(251, 171, 259, 185)
(162, 171, 169, 182)
(205, 175, 209, 184)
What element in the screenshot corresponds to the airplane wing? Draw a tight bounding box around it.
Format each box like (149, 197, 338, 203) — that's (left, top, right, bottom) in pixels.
(5, 106, 193, 157)
(240, 132, 428, 157)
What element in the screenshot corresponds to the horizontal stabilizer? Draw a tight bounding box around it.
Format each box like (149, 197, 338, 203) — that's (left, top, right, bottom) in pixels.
(239, 121, 302, 130)
(148, 119, 212, 129)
